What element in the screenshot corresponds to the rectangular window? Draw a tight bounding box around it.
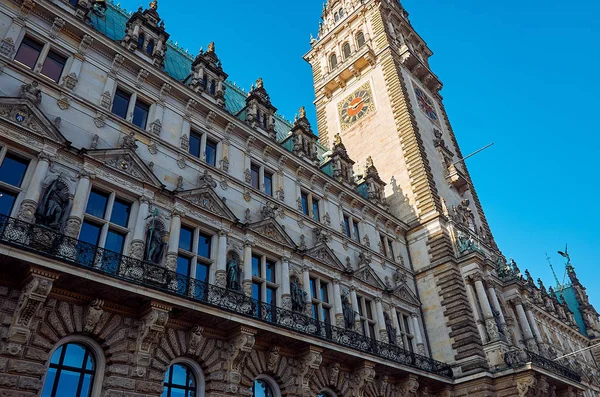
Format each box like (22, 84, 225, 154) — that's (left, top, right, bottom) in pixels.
(310, 277, 333, 327)
(343, 215, 351, 238)
(179, 226, 194, 252)
(265, 259, 276, 283)
(177, 226, 214, 283)
(195, 262, 210, 283)
(251, 254, 261, 278)
(0, 153, 29, 187)
(0, 188, 17, 216)
(132, 99, 150, 129)
(176, 256, 192, 276)
(264, 171, 273, 197)
(301, 192, 309, 216)
(251, 253, 279, 311)
(111, 89, 130, 120)
(197, 231, 212, 259)
(387, 239, 394, 259)
(79, 221, 102, 246)
(205, 139, 217, 167)
(250, 164, 260, 190)
(40, 50, 67, 83)
(358, 296, 377, 339)
(105, 230, 126, 253)
(189, 132, 202, 158)
(353, 221, 360, 242)
(14, 37, 42, 69)
(312, 198, 320, 222)
(319, 281, 329, 303)
(85, 190, 109, 219)
(110, 198, 131, 228)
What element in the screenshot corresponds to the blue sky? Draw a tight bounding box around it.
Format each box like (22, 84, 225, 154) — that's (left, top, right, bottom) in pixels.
(123, 0, 599, 306)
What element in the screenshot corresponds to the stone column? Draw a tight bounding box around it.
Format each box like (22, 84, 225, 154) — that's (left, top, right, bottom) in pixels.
(129, 197, 150, 260)
(525, 303, 544, 347)
(242, 240, 253, 297)
(411, 313, 426, 355)
(375, 298, 387, 342)
(64, 170, 94, 238)
(165, 209, 181, 272)
(18, 152, 52, 223)
(214, 230, 228, 288)
(100, 54, 124, 110)
(333, 279, 343, 327)
(302, 265, 312, 315)
(350, 287, 361, 332)
(513, 298, 537, 352)
(280, 255, 291, 310)
(488, 285, 512, 343)
(474, 276, 500, 342)
(465, 278, 487, 342)
(391, 308, 403, 347)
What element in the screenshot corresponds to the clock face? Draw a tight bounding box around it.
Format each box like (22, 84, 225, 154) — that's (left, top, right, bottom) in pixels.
(413, 84, 439, 124)
(338, 82, 375, 131)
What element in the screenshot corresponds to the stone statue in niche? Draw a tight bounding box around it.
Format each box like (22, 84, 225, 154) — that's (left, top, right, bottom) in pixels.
(342, 293, 354, 329)
(226, 251, 242, 291)
(290, 276, 306, 313)
(384, 312, 397, 344)
(36, 178, 70, 231)
(144, 209, 166, 265)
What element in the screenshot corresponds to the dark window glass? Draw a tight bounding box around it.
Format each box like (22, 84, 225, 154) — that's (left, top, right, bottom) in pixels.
(353, 221, 360, 242)
(206, 139, 217, 166)
(85, 190, 109, 219)
(252, 379, 274, 397)
(251, 254, 261, 278)
(266, 287, 276, 306)
(69, 0, 78, 6)
(312, 198, 320, 221)
(368, 323, 376, 339)
(41, 343, 95, 397)
(322, 307, 331, 325)
(334, 12, 339, 22)
(179, 226, 194, 252)
(251, 282, 260, 301)
(264, 171, 273, 196)
(189, 132, 201, 158)
(176, 255, 191, 276)
(380, 235, 387, 255)
(329, 53, 337, 70)
(342, 43, 351, 59)
(202, 75, 207, 88)
(320, 282, 328, 303)
(365, 300, 373, 319)
(0, 153, 29, 187)
(197, 231, 212, 258)
(162, 363, 196, 397)
(0, 188, 17, 216)
(210, 80, 216, 95)
(250, 164, 260, 189)
(265, 259, 276, 283)
(79, 221, 101, 245)
(403, 315, 411, 334)
(387, 239, 395, 259)
(309, 278, 317, 298)
(41, 50, 67, 83)
(105, 230, 125, 254)
(343, 215, 351, 237)
(14, 37, 42, 69)
(357, 32, 366, 48)
(300, 192, 309, 215)
(137, 34, 145, 50)
(110, 199, 130, 227)
(146, 40, 154, 55)
(312, 303, 318, 320)
(196, 262, 210, 283)
(111, 89, 130, 119)
(132, 100, 149, 129)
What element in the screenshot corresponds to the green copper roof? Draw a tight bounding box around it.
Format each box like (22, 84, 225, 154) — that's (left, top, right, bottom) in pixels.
(558, 286, 587, 336)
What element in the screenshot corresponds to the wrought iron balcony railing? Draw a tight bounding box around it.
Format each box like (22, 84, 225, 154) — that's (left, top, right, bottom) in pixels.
(504, 349, 581, 382)
(0, 215, 453, 378)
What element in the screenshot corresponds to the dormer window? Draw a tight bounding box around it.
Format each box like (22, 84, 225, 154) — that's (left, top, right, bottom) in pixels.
(329, 53, 338, 70)
(334, 12, 339, 22)
(342, 43, 351, 59)
(357, 32, 366, 49)
(339, 9, 345, 17)
(137, 33, 145, 50)
(146, 39, 154, 55)
(210, 80, 216, 95)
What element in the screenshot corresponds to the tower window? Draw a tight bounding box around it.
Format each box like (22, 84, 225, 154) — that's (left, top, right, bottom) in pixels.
(137, 33, 145, 50)
(329, 53, 338, 70)
(146, 39, 154, 55)
(334, 12, 339, 22)
(357, 32, 366, 49)
(342, 42, 351, 59)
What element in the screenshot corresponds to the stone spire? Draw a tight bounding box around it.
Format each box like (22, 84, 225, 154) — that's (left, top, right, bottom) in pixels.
(189, 42, 228, 107)
(245, 78, 277, 138)
(291, 106, 318, 165)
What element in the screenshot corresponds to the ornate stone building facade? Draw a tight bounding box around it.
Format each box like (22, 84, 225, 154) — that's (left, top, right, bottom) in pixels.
(0, 0, 596, 396)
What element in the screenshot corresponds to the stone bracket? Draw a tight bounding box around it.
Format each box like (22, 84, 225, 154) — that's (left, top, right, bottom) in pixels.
(134, 301, 171, 376)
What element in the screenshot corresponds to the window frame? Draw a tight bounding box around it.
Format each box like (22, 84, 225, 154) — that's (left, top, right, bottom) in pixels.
(164, 358, 205, 397)
(357, 295, 377, 339)
(249, 162, 275, 197)
(309, 277, 333, 326)
(251, 252, 279, 309)
(379, 232, 395, 260)
(188, 128, 220, 166)
(14, 36, 43, 70)
(356, 31, 366, 49)
(396, 311, 415, 352)
(342, 213, 360, 242)
(342, 42, 351, 59)
(0, 148, 32, 218)
(177, 223, 215, 284)
(329, 53, 338, 70)
(80, 188, 133, 255)
(40, 48, 68, 83)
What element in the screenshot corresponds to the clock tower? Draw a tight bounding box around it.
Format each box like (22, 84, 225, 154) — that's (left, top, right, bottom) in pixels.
(305, 0, 498, 373)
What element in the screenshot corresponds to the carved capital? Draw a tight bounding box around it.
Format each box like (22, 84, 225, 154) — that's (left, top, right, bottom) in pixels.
(134, 302, 171, 375)
(351, 362, 376, 397)
(187, 325, 204, 356)
(516, 375, 537, 397)
(84, 298, 104, 333)
(298, 347, 323, 395)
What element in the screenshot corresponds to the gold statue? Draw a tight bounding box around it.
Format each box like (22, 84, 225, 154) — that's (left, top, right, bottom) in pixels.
(149, 0, 157, 10)
(298, 106, 306, 119)
(256, 77, 263, 89)
(334, 133, 342, 146)
(366, 156, 374, 168)
(207, 42, 215, 53)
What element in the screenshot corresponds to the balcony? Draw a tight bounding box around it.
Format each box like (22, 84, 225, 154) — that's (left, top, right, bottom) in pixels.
(0, 215, 453, 379)
(504, 349, 581, 383)
(319, 44, 376, 93)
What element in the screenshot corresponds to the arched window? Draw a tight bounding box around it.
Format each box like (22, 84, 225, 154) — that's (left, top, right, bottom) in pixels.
(202, 75, 208, 88)
(137, 33, 145, 50)
(339, 9, 345, 17)
(334, 12, 339, 22)
(252, 379, 275, 397)
(146, 39, 154, 55)
(318, 393, 333, 397)
(356, 32, 366, 49)
(342, 42, 351, 59)
(163, 363, 197, 397)
(329, 53, 338, 70)
(41, 343, 96, 397)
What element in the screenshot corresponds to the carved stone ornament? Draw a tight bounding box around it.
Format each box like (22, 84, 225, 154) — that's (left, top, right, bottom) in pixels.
(187, 325, 204, 356)
(225, 329, 256, 392)
(20, 81, 42, 105)
(135, 304, 170, 374)
(260, 202, 279, 220)
(267, 345, 280, 373)
(313, 226, 332, 245)
(298, 348, 323, 395)
(180, 134, 189, 151)
(84, 298, 104, 333)
(351, 365, 376, 397)
(197, 169, 217, 189)
(7, 270, 59, 355)
(516, 375, 537, 397)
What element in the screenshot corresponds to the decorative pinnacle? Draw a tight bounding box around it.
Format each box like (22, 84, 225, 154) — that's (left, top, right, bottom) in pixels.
(149, 0, 157, 10)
